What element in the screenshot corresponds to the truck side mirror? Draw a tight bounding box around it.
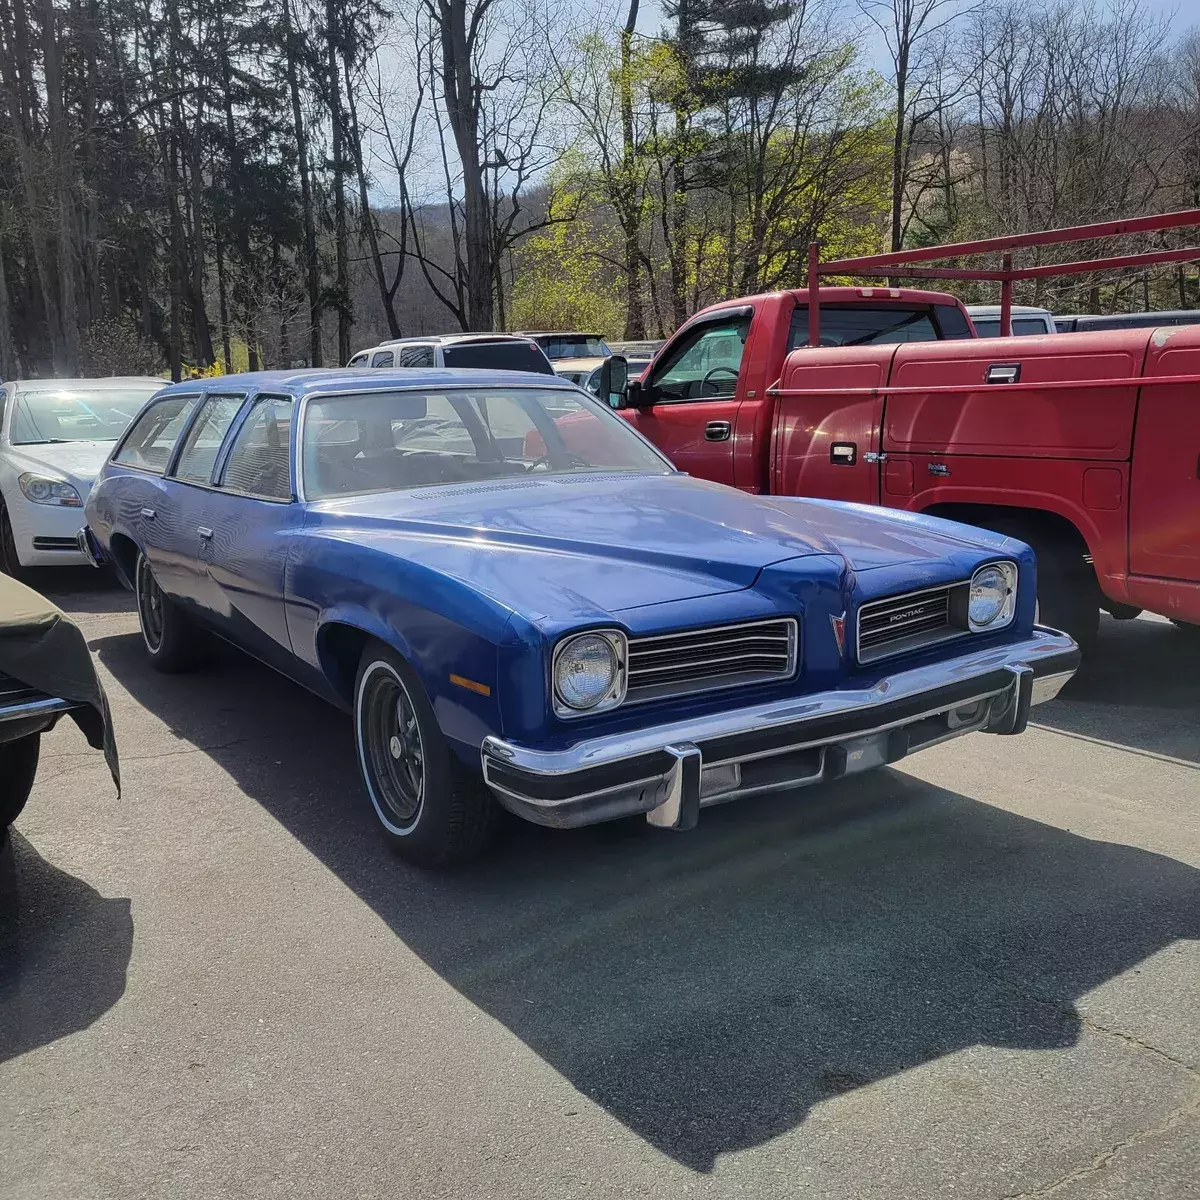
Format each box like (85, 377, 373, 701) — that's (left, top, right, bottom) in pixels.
(598, 354, 628, 409)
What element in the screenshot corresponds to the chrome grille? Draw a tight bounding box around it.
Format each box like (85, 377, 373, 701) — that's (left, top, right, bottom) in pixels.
(856, 582, 968, 664)
(626, 617, 798, 702)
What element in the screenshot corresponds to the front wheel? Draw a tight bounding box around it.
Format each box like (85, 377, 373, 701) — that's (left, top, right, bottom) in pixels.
(0, 733, 40, 834)
(0, 500, 26, 579)
(354, 645, 498, 867)
(135, 551, 200, 672)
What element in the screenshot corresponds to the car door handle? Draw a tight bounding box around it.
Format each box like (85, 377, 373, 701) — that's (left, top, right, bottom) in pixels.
(140, 507, 156, 519)
(197, 526, 213, 539)
(705, 420, 731, 441)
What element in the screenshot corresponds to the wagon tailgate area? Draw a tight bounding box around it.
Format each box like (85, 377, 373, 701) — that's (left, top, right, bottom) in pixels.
(2, 582, 1198, 1200)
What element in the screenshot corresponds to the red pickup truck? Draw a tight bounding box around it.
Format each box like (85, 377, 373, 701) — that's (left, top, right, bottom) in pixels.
(616, 287, 1200, 647)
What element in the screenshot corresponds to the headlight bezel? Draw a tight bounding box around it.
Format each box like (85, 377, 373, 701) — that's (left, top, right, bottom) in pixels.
(968, 560, 1018, 632)
(551, 629, 627, 719)
(17, 472, 84, 508)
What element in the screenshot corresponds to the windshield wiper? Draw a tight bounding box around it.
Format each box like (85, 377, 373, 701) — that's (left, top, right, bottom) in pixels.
(13, 438, 75, 445)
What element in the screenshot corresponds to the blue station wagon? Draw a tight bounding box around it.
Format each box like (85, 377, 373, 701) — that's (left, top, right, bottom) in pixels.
(81, 369, 1080, 866)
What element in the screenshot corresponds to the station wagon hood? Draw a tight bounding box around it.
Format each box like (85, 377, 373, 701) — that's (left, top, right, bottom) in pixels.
(308, 475, 1007, 618)
(310, 474, 843, 613)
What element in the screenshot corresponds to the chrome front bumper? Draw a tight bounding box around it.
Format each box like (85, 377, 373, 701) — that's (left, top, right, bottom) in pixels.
(76, 525, 106, 568)
(481, 626, 1079, 831)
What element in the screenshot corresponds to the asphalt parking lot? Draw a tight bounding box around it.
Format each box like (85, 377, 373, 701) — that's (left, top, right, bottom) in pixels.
(2, 578, 1197, 1200)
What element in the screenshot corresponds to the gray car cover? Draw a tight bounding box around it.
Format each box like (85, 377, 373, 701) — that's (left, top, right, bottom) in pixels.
(0, 575, 119, 792)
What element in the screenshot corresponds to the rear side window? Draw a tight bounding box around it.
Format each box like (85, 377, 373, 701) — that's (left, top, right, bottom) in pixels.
(113, 394, 200, 474)
(934, 304, 973, 339)
(443, 342, 553, 374)
(220, 397, 294, 500)
(371, 351, 395, 368)
(398, 345, 436, 367)
(788, 305, 940, 348)
(173, 395, 245, 484)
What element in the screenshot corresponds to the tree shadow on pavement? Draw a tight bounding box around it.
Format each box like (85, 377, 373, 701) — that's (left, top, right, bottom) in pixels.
(0, 831, 134, 1067)
(94, 629, 1200, 1172)
(1032, 615, 1200, 764)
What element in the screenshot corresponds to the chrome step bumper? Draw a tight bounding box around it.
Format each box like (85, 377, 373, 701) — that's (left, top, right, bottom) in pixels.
(481, 626, 1079, 830)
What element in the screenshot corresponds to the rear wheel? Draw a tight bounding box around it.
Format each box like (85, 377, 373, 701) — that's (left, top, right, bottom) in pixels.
(0, 733, 40, 835)
(135, 551, 200, 672)
(354, 644, 498, 867)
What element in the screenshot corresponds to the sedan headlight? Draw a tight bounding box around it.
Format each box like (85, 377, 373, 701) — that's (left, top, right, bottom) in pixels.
(18, 473, 83, 507)
(968, 561, 1017, 631)
(552, 630, 626, 717)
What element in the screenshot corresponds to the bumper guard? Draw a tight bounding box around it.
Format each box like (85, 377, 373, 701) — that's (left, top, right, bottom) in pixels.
(481, 626, 1079, 831)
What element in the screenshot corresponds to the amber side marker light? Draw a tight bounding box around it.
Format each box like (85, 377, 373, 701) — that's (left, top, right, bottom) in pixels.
(450, 674, 491, 696)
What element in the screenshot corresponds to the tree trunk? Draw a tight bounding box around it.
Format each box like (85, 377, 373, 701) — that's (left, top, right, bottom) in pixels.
(41, 0, 80, 373)
(890, 44, 908, 253)
(0, 247, 16, 380)
(343, 57, 401, 338)
(619, 0, 645, 339)
(215, 235, 233, 373)
(188, 96, 215, 366)
(327, 0, 351, 364)
(283, 0, 323, 365)
(436, 0, 493, 330)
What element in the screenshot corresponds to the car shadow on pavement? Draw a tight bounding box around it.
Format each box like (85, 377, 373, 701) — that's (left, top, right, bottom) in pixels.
(0, 831, 134, 1067)
(94, 629, 1200, 1173)
(1032, 615, 1200, 764)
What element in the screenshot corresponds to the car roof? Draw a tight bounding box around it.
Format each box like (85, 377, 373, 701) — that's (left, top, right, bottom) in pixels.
(514, 330, 605, 339)
(371, 333, 538, 349)
(965, 305, 1053, 317)
(150, 368, 580, 400)
(10, 376, 165, 390)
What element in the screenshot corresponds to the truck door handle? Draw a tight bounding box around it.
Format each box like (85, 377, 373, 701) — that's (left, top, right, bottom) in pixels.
(830, 442, 857, 465)
(705, 420, 731, 441)
(140, 507, 156, 520)
(197, 526, 213, 539)
(987, 363, 1021, 384)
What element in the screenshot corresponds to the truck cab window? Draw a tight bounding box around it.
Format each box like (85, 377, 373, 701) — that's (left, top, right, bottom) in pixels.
(648, 316, 751, 402)
(788, 305, 940, 348)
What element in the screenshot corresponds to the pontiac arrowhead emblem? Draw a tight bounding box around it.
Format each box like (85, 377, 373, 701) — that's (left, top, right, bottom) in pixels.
(830, 612, 847, 656)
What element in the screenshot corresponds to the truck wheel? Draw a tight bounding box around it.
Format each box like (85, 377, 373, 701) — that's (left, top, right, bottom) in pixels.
(0, 733, 40, 835)
(1031, 545, 1100, 652)
(354, 644, 499, 868)
(135, 551, 200, 673)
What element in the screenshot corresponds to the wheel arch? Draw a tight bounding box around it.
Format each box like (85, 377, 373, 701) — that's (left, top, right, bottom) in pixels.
(314, 613, 417, 710)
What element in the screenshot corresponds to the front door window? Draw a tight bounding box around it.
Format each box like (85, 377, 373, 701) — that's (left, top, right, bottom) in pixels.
(648, 316, 751, 402)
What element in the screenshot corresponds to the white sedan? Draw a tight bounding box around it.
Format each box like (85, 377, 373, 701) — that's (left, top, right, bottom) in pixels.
(0, 377, 163, 573)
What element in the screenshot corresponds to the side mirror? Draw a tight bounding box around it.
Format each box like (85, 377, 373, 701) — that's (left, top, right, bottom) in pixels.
(597, 354, 629, 409)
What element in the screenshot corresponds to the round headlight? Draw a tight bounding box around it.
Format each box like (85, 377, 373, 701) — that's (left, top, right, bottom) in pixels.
(554, 633, 618, 711)
(969, 564, 1009, 627)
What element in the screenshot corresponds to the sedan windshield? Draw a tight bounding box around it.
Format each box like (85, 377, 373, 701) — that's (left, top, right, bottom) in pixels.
(303, 386, 670, 499)
(11, 386, 159, 445)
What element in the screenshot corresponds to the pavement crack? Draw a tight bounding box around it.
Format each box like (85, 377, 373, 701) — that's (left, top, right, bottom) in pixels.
(36, 737, 251, 782)
(1001, 1084, 1200, 1198)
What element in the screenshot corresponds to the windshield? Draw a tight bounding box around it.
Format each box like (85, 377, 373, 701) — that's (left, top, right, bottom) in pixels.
(532, 335, 610, 360)
(302, 386, 670, 499)
(10, 386, 159, 445)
